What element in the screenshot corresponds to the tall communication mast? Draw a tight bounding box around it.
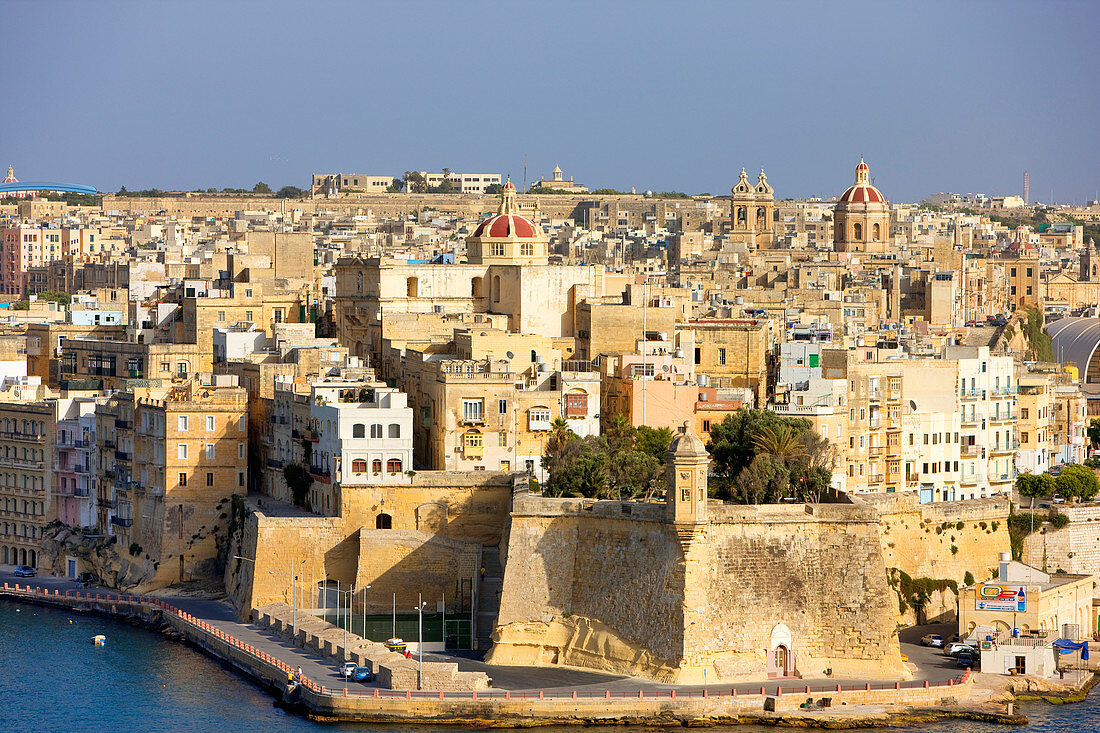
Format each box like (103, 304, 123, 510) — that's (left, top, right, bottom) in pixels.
(1023, 171, 1030, 205)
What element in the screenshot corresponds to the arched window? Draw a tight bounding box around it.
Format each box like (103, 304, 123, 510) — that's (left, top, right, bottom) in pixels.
(352, 423, 366, 438)
(356, 272, 363, 294)
(492, 275, 501, 303)
(736, 207, 746, 225)
(756, 207, 766, 229)
(872, 222, 881, 241)
(853, 222, 863, 241)
(406, 277, 418, 297)
(388, 424, 400, 438)
(376, 513, 392, 529)
(370, 424, 383, 438)
(372, 459, 382, 475)
(472, 277, 483, 297)
(387, 459, 402, 474)
(351, 459, 368, 473)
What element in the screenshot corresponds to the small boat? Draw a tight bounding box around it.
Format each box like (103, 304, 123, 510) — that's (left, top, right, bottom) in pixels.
(92, 635, 107, 646)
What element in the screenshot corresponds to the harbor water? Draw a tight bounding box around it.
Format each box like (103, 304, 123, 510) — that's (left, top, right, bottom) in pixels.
(0, 599, 1094, 732)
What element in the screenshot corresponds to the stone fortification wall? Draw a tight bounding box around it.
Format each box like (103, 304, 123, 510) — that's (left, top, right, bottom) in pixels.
(99, 192, 680, 222)
(489, 495, 907, 684)
(225, 507, 481, 619)
(857, 493, 1010, 582)
(697, 503, 906, 682)
(488, 494, 684, 680)
(1022, 503, 1100, 576)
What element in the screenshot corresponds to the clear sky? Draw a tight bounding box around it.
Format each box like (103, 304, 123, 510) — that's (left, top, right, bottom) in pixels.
(3, 0, 1098, 203)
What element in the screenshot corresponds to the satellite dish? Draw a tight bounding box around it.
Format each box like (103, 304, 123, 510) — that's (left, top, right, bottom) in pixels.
(506, 351, 514, 359)
(909, 399, 917, 411)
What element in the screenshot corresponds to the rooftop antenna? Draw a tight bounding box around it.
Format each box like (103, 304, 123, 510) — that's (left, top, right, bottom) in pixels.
(523, 154, 527, 193)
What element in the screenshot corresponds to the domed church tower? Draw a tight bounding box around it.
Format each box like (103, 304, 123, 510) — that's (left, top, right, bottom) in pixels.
(833, 158, 890, 253)
(466, 179, 548, 265)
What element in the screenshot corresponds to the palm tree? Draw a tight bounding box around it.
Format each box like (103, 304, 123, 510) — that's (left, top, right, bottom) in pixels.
(751, 424, 805, 460)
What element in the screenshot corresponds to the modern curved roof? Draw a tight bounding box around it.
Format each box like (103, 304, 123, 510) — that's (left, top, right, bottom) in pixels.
(0, 181, 99, 195)
(1047, 317, 1100, 383)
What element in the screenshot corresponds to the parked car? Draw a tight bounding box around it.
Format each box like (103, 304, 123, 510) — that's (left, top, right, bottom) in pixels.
(957, 653, 978, 669)
(13, 565, 36, 577)
(1052, 494, 1066, 504)
(920, 634, 945, 647)
(76, 571, 99, 587)
(341, 662, 357, 678)
(350, 666, 373, 682)
(384, 638, 407, 654)
(946, 642, 978, 657)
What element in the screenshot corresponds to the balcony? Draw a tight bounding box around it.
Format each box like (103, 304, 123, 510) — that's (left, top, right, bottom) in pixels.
(868, 446, 885, 457)
(886, 389, 902, 402)
(961, 445, 983, 458)
(114, 419, 132, 430)
(110, 516, 133, 528)
(309, 466, 331, 484)
(0, 430, 46, 444)
(993, 386, 1018, 396)
(961, 389, 985, 400)
(114, 450, 132, 462)
(292, 428, 319, 443)
(868, 474, 884, 485)
(266, 458, 285, 470)
(990, 413, 1017, 424)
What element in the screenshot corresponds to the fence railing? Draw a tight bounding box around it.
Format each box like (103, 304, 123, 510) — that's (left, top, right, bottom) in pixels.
(0, 583, 970, 703)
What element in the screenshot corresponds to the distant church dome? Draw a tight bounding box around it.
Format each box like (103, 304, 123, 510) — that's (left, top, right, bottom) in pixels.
(471, 180, 540, 238)
(838, 157, 887, 205)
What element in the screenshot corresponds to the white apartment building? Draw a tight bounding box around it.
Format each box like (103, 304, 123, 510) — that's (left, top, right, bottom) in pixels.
(54, 398, 99, 530)
(310, 379, 414, 487)
(947, 346, 1017, 499)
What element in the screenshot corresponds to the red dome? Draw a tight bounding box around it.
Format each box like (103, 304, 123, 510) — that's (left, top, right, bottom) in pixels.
(472, 213, 537, 238)
(855, 160, 869, 172)
(839, 184, 885, 204)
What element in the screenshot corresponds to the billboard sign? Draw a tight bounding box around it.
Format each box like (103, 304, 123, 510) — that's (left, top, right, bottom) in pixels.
(976, 584, 1026, 612)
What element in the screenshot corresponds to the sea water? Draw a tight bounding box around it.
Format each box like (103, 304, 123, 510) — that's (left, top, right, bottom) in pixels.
(0, 600, 1093, 732)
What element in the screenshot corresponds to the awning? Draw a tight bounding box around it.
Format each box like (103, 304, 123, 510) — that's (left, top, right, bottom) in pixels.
(1053, 638, 1089, 660)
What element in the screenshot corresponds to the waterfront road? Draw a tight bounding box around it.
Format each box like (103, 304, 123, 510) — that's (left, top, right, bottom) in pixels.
(1, 566, 962, 693)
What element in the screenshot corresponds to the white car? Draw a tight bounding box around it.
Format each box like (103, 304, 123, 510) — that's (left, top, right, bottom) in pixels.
(341, 662, 357, 678)
(945, 642, 978, 657)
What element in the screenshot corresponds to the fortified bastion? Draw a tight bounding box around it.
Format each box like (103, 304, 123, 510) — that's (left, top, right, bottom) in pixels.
(486, 426, 910, 684)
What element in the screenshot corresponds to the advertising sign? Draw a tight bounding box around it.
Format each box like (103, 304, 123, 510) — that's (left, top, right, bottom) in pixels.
(976, 584, 1026, 612)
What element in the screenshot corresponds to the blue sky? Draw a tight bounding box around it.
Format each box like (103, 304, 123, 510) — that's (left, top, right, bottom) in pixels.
(3, 0, 1098, 203)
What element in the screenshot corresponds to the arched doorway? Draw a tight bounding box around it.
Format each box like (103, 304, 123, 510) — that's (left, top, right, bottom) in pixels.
(767, 623, 795, 678)
(375, 512, 392, 529)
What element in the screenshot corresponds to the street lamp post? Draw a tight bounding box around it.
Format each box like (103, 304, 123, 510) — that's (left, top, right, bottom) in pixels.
(362, 584, 372, 640)
(415, 594, 427, 690)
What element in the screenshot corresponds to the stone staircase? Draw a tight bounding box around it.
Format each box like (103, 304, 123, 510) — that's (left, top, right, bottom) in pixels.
(475, 545, 504, 651)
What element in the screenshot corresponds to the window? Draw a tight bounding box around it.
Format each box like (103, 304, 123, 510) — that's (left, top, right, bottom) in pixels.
(177, 444, 188, 460)
(520, 243, 533, 256)
(206, 415, 215, 431)
(387, 459, 402, 474)
(176, 362, 189, 378)
(370, 424, 383, 438)
(717, 348, 726, 365)
(238, 443, 245, 459)
(178, 472, 187, 486)
(217, 311, 226, 322)
(238, 471, 244, 487)
(375, 513, 392, 529)
(529, 407, 551, 430)
(462, 399, 484, 422)
(353, 424, 366, 438)
(238, 416, 246, 432)
(388, 424, 400, 438)
(178, 415, 189, 432)
(463, 431, 483, 457)
(489, 243, 504, 257)
(245, 311, 253, 321)
(372, 459, 382, 474)
(352, 459, 368, 473)
(564, 392, 588, 418)
(206, 444, 215, 459)
(206, 472, 214, 486)
(498, 399, 507, 415)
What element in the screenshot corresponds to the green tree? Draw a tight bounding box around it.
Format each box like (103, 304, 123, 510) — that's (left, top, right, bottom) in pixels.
(1016, 472, 1055, 508)
(118, 185, 128, 195)
(275, 185, 303, 198)
(752, 423, 806, 461)
(483, 183, 503, 195)
(283, 464, 313, 509)
(253, 181, 272, 194)
(404, 171, 427, 194)
(1088, 418, 1100, 449)
(735, 454, 791, 504)
(542, 435, 609, 498)
(635, 425, 673, 461)
(1055, 463, 1099, 501)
